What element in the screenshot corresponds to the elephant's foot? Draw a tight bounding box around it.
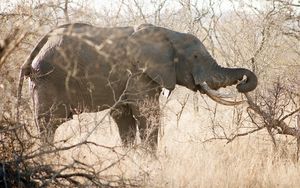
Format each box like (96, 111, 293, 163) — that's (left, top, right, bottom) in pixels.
(37, 118, 62, 148)
(139, 126, 159, 152)
(120, 132, 136, 147)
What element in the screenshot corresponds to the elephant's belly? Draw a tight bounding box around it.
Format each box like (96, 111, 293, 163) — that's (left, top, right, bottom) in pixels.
(67, 78, 125, 113)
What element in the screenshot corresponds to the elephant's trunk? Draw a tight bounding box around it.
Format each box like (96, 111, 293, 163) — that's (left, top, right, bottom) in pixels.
(206, 66, 258, 93)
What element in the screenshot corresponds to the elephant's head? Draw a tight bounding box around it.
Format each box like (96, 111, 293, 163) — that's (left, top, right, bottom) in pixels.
(126, 25, 257, 105)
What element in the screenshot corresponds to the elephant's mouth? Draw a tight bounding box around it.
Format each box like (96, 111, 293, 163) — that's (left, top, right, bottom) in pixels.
(196, 82, 245, 106)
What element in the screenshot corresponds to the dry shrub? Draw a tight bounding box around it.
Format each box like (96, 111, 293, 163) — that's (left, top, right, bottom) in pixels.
(137, 96, 161, 147)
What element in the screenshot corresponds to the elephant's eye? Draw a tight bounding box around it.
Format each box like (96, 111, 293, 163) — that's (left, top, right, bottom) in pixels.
(194, 55, 198, 59)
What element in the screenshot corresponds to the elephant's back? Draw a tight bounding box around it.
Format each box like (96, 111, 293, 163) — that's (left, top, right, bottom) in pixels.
(56, 24, 134, 45)
(34, 24, 132, 76)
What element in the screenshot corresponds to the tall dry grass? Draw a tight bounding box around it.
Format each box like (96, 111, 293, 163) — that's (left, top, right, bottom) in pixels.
(48, 86, 299, 187)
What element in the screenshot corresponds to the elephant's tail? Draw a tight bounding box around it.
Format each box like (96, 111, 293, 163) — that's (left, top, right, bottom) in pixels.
(16, 34, 49, 121)
(16, 68, 25, 121)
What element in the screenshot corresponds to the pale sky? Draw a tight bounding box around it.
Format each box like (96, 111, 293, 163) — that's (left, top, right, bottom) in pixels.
(1, 0, 299, 14)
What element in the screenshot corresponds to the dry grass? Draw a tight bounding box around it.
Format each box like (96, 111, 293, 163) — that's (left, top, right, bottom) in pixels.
(47, 86, 300, 187)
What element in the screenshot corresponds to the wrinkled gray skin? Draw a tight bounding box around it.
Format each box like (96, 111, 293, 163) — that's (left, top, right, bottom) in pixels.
(18, 23, 257, 148)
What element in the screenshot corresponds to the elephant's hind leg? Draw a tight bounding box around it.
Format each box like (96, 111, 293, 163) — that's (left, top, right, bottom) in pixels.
(110, 105, 137, 147)
(32, 83, 72, 145)
(35, 105, 72, 145)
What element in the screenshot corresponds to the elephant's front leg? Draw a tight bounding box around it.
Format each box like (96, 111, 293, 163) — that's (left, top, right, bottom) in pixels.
(130, 95, 161, 150)
(110, 105, 137, 146)
(125, 74, 162, 150)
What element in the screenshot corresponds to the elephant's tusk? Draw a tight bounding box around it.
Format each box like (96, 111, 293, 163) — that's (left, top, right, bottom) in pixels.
(237, 75, 247, 85)
(199, 82, 245, 106)
(200, 82, 235, 98)
(162, 88, 171, 98)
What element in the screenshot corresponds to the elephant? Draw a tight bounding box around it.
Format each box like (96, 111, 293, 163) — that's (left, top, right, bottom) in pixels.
(17, 23, 257, 149)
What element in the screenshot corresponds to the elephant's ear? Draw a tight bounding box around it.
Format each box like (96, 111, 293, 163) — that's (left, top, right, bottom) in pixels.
(126, 26, 176, 90)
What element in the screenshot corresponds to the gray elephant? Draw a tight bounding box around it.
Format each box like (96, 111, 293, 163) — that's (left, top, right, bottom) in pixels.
(17, 23, 257, 148)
